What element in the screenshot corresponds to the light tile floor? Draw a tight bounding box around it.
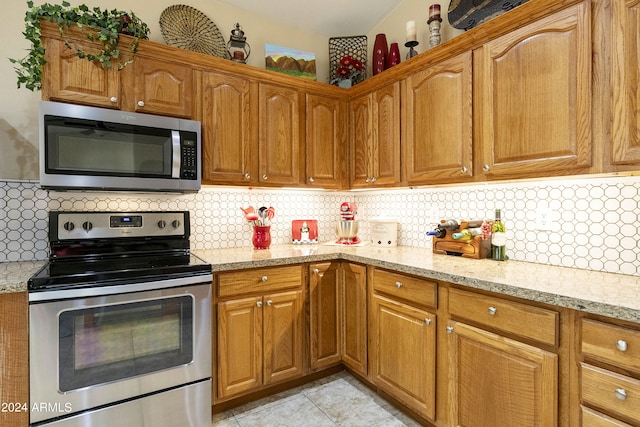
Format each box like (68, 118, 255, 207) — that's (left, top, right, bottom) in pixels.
(211, 371, 424, 427)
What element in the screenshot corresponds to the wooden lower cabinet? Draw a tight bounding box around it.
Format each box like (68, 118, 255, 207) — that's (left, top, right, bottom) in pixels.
(216, 267, 304, 401)
(309, 262, 341, 370)
(342, 263, 368, 376)
(370, 294, 436, 420)
(447, 320, 558, 427)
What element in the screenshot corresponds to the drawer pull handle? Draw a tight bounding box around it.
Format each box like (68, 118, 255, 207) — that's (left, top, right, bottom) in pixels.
(615, 388, 627, 400)
(396, 281, 403, 288)
(446, 326, 454, 334)
(261, 276, 268, 282)
(256, 301, 262, 307)
(425, 318, 432, 325)
(267, 300, 273, 306)
(616, 340, 628, 352)
(313, 268, 319, 274)
(488, 307, 497, 315)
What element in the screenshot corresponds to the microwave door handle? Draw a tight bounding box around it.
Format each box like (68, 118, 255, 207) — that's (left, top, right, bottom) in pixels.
(172, 130, 181, 178)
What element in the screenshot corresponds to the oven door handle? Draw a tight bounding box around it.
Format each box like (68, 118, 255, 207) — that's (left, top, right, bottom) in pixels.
(28, 273, 213, 302)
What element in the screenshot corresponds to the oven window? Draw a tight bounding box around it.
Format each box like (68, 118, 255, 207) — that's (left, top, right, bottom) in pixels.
(58, 296, 193, 392)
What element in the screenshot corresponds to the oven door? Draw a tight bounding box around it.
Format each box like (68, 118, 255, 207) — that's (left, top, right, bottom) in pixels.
(29, 277, 211, 425)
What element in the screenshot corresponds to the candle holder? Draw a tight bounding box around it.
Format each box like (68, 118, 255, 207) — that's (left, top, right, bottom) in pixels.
(428, 4, 443, 48)
(404, 40, 419, 59)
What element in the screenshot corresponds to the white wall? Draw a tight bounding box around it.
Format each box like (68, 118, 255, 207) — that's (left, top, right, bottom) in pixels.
(0, 0, 330, 180)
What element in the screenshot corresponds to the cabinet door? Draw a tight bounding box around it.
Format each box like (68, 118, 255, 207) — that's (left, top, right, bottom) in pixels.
(404, 51, 473, 184)
(43, 37, 121, 108)
(202, 71, 257, 185)
(341, 263, 368, 375)
(305, 94, 347, 188)
(259, 83, 303, 186)
(217, 296, 263, 399)
(611, 0, 640, 164)
(263, 290, 305, 385)
(448, 320, 558, 427)
(372, 82, 401, 186)
(309, 263, 341, 370)
(349, 93, 373, 188)
(370, 294, 436, 419)
(476, 3, 591, 177)
(132, 56, 194, 118)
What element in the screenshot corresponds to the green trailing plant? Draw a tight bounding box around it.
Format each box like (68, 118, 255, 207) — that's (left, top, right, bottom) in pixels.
(9, 1, 150, 91)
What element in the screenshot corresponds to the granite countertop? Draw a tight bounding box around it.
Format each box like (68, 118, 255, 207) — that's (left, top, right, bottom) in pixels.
(3, 245, 639, 324)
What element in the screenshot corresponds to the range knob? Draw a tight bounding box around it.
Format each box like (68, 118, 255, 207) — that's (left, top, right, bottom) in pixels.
(63, 221, 75, 231)
(157, 220, 167, 229)
(171, 220, 181, 229)
(82, 221, 93, 232)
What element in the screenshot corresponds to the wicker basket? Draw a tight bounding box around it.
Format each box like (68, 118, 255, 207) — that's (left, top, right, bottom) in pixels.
(159, 5, 228, 58)
(329, 36, 367, 85)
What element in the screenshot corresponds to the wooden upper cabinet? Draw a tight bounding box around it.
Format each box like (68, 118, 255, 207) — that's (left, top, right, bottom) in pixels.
(611, 0, 640, 164)
(350, 82, 401, 188)
(42, 37, 122, 109)
(259, 83, 304, 186)
(305, 94, 347, 189)
(403, 51, 473, 184)
(475, 2, 592, 178)
(201, 71, 257, 185)
(130, 56, 194, 118)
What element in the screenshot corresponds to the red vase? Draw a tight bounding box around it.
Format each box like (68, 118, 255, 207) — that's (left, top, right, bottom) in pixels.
(386, 42, 401, 68)
(252, 225, 271, 249)
(372, 33, 388, 75)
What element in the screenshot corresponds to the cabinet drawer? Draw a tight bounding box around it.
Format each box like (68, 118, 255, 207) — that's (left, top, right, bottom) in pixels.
(581, 363, 640, 423)
(373, 269, 437, 309)
(581, 406, 634, 427)
(218, 265, 302, 297)
(582, 319, 640, 372)
(448, 288, 558, 346)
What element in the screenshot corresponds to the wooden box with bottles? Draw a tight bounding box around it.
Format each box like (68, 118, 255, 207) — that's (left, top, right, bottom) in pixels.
(431, 220, 491, 259)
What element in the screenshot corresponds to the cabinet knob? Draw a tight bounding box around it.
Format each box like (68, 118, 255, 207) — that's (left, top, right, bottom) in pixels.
(614, 388, 627, 400)
(309, 177, 315, 183)
(256, 301, 262, 307)
(424, 318, 432, 325)
(395, 281, 402, 288)
(483, 164, 491, 172)
(244, 173, 251, 180)
(137, 100, 145, 107)
(261, 276, 268, 282)
(313, 268, 319, 274)
(110, 96, 118, 103)
(262, 174, 268, 180)
(461, 166, 468, 173)
(371, 177, 377, 183)
(488, 306, 497, 315)
(267, 300, 273, 306)
(365, 178, 371, 183)
(446, 326, 454, 334)
(616, 340, 628, 352)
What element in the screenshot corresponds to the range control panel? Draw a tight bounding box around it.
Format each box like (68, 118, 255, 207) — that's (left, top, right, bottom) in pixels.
(51, 211, 188, 240)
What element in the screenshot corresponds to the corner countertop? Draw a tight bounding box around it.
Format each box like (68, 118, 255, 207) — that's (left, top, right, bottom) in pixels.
(3, 245, 639, 324)
(194, 245, 640, 324)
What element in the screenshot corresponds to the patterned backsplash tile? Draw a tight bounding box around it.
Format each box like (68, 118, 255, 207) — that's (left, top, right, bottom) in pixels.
(1, 176, 639, 276)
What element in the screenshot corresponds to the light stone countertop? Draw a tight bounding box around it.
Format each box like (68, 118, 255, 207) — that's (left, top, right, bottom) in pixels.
(2, 245, 639, 324)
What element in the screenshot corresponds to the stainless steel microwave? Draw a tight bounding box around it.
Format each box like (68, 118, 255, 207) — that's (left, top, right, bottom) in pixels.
(39, 101, 201, 193)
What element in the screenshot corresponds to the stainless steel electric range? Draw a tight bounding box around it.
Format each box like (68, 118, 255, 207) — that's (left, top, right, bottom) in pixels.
(28, 211, 212, 427)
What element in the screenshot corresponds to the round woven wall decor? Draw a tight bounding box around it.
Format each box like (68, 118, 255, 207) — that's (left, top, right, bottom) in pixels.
(159, 5, 228, 58)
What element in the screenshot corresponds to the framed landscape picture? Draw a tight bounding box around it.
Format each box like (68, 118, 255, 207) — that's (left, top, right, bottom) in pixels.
(265, 44, 316, 80)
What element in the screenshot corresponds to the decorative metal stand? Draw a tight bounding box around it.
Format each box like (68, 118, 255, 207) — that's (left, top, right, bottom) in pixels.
(405, 40, 419, 59)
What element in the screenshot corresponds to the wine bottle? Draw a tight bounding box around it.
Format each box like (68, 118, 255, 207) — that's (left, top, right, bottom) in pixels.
(439, 219, 459, 231)
(491, 209, 507, 261)
(426, 226, 446, 238)
(451, 227, 482, 240)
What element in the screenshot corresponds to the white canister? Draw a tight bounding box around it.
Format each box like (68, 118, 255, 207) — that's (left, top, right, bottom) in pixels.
(369, 219, 398, 247)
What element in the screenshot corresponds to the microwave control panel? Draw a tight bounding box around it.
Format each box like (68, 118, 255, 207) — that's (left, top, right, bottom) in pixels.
(181, 135, 198, 180)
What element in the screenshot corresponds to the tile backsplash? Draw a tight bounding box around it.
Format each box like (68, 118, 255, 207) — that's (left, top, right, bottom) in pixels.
(1, 175, 639, 276)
